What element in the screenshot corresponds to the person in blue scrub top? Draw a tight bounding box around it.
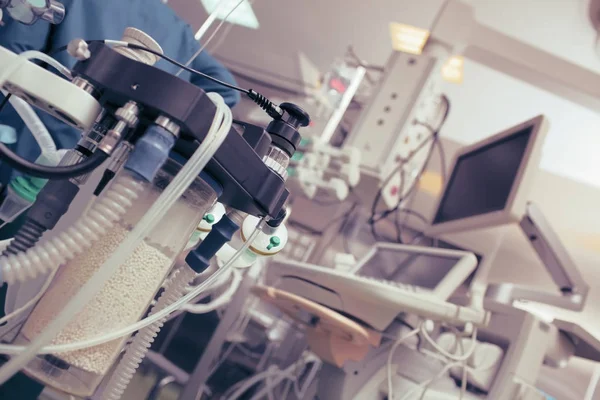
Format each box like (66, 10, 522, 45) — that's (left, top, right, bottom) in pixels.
(0, 1, 240, 397)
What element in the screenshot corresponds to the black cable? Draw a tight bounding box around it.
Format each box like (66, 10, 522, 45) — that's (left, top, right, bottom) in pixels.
(0, 93, 12, 114)
(50, 41, 246, 93)
(126, 44, 283, 118)
(125, 43, 249, 95)
(0, 145, 108, 179)
(369, 94, 451, 242)
(51, 40, 283, 118)
(48, 44, 69, 56)
(288, 202, 358, 236)
(395, 96, 451, 240)
(229, 68, 307, 97)
(319, 203, 359, 251)
(435, 133, 447, 186)
(395, 208, 430, 244)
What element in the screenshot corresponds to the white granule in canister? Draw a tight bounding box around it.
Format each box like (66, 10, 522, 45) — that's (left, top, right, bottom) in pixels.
(21, 225, 173, 375)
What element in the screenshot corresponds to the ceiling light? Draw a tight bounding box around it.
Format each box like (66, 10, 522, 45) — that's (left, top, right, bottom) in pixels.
(441, 55, 464, 84)
(389, 22, 430, 55)
(200, 0, 259, 30)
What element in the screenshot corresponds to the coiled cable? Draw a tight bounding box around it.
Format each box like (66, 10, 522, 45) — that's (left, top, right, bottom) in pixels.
(0, 174, 144, 284)
(247, 90, 283, 119)
(103, 265, 197, 400)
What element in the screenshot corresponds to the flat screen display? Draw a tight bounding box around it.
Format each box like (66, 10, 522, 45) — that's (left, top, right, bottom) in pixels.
(357, 249, 460, 290)
(433, 126, 533, 225)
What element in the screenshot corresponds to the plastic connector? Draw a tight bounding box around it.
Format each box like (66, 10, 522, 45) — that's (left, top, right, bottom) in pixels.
(0, 176, 43, 225)
(125, 125, 176, 182)
(186, 215, 239, 273)
(26, 179, 79, 231)
(2, 179, 80, 255)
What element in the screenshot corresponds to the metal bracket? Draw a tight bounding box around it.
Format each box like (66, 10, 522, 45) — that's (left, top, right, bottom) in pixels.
(486, 202, 588, 311)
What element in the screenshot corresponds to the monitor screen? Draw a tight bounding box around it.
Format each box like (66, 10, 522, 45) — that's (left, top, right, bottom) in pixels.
(433, 126, 534, 225)
(356, 249, 460, 290)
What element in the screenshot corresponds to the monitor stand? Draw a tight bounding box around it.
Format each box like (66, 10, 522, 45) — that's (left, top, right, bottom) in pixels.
(486, 202, 588, 311)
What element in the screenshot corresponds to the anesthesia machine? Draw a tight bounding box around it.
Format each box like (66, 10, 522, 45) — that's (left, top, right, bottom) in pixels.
(0, 1, 310, 398)
(0, 1, 600, 400)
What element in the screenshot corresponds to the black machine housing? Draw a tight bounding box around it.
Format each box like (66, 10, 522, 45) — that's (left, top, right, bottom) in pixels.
(73, 42, 295, 218)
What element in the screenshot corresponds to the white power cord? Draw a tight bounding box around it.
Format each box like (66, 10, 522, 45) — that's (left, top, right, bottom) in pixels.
(387, 326, 422, 400)
(183, 269, 242, 313)
(0, 49, 72, 87)
(176, 0, 247, 77)
(0, 270, 56, 326)
(226, 353, 319, 400)
(421, 325, 478, 363)
(399, 361, 463, 400)
(18, 50, 72, 79)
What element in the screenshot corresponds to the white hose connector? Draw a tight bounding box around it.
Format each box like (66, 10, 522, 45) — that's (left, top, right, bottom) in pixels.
(103, 266, 197, 400)
(0, 174, 144, 284)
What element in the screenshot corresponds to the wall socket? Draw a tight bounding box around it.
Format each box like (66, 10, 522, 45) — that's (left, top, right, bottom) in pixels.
(381, 85, 444, 209)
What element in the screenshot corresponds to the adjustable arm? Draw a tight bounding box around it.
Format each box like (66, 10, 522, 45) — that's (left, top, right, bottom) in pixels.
(487, 203, 588, 311)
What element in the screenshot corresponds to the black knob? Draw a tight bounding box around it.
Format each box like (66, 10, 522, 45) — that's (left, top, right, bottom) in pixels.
(266, 102, 310, 157)
(280, 102, 310, 128)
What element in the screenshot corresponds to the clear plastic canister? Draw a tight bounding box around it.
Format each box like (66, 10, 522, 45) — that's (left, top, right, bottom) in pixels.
(12, 158, 218, 397)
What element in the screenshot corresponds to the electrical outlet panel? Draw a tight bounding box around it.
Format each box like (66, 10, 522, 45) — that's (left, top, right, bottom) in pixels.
(381, 78, 445, 209)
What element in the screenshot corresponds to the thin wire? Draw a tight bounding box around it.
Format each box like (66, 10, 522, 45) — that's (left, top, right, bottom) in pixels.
(0, 269, 57, 326)
(177, 0, 247, 77)
(52, 39, 251, 95)
(443, 327, 467, 400)
(125, 43, 249, 95)
(389, 95, 451, 242)
(400, 361, 463, 400)
(387, 326, 421, 400)
(421, 325, 478, 363)
(0, 93, 12, 114)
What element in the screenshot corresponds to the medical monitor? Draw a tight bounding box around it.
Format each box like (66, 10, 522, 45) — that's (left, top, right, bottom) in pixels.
(428, 115, 548, 236)
(351, 243, 477, 300)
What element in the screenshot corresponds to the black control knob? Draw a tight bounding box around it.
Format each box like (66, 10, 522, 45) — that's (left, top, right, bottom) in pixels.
(266, 102, 310, 157)
(280, 102, 311, 129)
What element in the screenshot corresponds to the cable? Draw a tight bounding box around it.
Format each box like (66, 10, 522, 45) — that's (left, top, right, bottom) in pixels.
(395, 208, 430, 244)
(51, 39, 283, 118)
(420, 325, 478, 363)
(0, 93, 12, 114)
(0, 144, 107, 179)
(122, 43, 282, 118)
(288, 201, 358, 235)
(434, 137, 447, 187)
(177, 0, 246, 76)
(0, 269, 57, 326)
(122, 43, 248, 95)
(229, 68, 308, 97)
(183, 269, 242, 313)
(18, 50, 72, 80)
(191, 0, 230, 44)
(373, 94, 451, 243)
(319, 202, 359, 251)
(399, 361, 463, 400)
(387, 326, 421, 400)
